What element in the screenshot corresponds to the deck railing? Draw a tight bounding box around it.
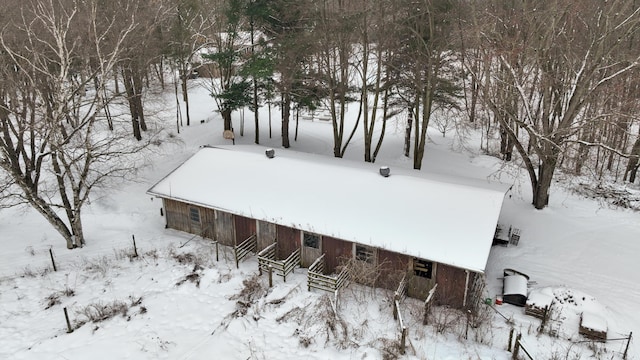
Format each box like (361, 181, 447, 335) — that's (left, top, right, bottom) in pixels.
(307, 254, 349, 293)
(234, 234, 257, 268)
(257, 242, 301, 282)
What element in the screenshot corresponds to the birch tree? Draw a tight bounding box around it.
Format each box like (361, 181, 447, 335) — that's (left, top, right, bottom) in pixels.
(0, 0, 152, 248)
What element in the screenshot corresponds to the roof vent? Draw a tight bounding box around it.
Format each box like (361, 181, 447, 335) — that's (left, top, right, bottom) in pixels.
(379, 166, 390, 177)
(265, 148, 275, 159)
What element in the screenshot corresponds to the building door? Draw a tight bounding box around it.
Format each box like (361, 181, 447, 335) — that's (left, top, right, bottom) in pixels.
(257, 220, 276, 251)
(276, 225, 299, 260)
(234, 215, 256, 244)
(322, 236, 352, 274)
(435, 263, 467, 308)
(214, 210, 235, 246)
(301, 232, 322, 268)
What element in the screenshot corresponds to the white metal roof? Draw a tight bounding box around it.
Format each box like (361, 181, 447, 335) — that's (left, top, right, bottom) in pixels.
(147, 145, 506, 273)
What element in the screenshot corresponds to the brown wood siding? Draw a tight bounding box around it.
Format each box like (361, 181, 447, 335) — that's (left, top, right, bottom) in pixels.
(377, 249, 410, 291)
(301, 232, 322, 268)
(164, 199, 201, 234)
(322, 236, 352, 274)
(435, 263, 467, 308)
(199, 207, 216, 239)
(257, 220, 276, 251)
(276, 225, 299, 260)
(162, 198, 467, 307)
(164, 199, 189, 233)
(407, 258, 437, 300)
(163, 199, 216, 239)
(214, 210, 235, 246)
(234, 215, 256, 243)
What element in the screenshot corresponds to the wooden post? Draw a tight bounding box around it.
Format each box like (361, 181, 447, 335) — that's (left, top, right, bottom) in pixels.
(465, 310, 470, 340)
(132, 235, 138, 257)
(393, 293, 399, 320)
(539, 305, 548, 333)
(215, 242, 219, 262)
(423, 284, 437, 325)
(423, 303, 428, 325)
(623, 332, 632, 359)
(49, 248, 57, 272)
(64, 307, 73, 333)
(507, 328, 514, 352)
(268, 265, 273, 288)
(512, 333, 521, 360)
(160, 207, 163, 216)
(400, 327, 407, 355)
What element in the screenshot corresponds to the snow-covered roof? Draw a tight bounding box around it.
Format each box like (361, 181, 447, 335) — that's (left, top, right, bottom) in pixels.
(147, 145, 507, 273)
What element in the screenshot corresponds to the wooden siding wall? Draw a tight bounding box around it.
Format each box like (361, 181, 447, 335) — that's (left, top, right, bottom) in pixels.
(164, 199, 191, 234)
(276, 225, 299, 260)
(301, 233, 321, 268)
(321, 236, 352, 274)
(161, 200, 472, 309)
(234, 215, 256, 243)
(214, 210, 235, 246)
(163, 199, 215, 239)
(407, 261, 437, 300)
(377, 249, 410, 291)
(257, 220, 276, 251)
(200, 207, 216, 239)
(435, 263, 468, 308)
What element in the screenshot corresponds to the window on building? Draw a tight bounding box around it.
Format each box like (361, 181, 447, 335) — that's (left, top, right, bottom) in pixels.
(303, 232, 320, 249)
(355, 244, 375, 264)
(413, 258, 433, 279)
(189, 207, 200, 223)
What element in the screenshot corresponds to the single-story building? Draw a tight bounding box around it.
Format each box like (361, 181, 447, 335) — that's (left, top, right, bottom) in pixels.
(147, 145, 507, 309)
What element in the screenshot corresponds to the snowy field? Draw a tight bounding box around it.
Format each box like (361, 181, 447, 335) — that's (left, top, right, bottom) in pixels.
(1, 81, 638, 359)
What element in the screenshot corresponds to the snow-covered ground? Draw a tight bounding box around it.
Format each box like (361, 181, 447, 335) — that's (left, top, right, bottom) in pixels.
(1, 80, 638, 359)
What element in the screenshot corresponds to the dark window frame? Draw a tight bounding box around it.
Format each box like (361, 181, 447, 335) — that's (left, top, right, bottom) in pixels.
(303, 232, 320, 249)
(413, 258, 433, 279)
(189, 207, 200, 223)
(355, 244, 375, 264)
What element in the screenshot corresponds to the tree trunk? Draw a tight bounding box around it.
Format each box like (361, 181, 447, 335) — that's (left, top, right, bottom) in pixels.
(250, 20, 259, 145)
(222, 108, 232, 131)
(625, 131, 640, 183)
(132, 70, 146, 132)
(113, 69, 120, 94)
(372, 87, 390, 163)
(404, 104, 413, 158)
(533, 157, 558, 209)
(123, 67, 142, 140)
(181, 73, 191, 126)
(294, 108, 299, 141)
(71, 207, 85, 247)
(254, 78, 259, 144)
(268, 102, 272, 138)
(17, 180, 75, 249)
(282, 92, 291, 148)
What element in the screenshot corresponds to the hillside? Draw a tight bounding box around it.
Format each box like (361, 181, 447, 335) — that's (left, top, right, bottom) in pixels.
(1, 81, 638, 360)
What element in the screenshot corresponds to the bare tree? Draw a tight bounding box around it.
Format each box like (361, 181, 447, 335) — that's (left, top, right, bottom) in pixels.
(359, 0, 402, 163)
(314, 0, 359, 157)
(480, 0, 640, 209)
(165, 0, 214, 128)
(117, 0, 170, 140)
(0, 0, 155, 248)
(253, 0, 314, 148)
(390, 0, 461, 170)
